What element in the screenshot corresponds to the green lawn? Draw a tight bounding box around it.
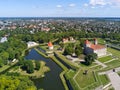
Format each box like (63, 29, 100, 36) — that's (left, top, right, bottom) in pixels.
(99, 75, 110, 86)
(79, 62, 97, 69)
(65, 69, 75, 79)
(55, 52, 80, 69)
(98, 56, 112, 63)
(74, 70, 97, 89)
(0, 62, 18, 73)
(39, 45, 48, 51)
(98, 60, 120, 72)
(89, 65, 103, 71)
(107, 47, 120, 59)
(98, 38, 106, 45)
(105, 60, 120, 68)
(9, 61, 50, 78)
(0, 65, 10, 72)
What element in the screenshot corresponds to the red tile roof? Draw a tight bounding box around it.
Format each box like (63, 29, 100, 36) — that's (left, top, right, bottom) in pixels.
(48, 42, 53, 47)
(90, 44, 105, 50)
(85, 39, 105, 50)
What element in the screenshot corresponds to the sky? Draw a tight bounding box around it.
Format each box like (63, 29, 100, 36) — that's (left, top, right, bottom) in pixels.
(0, 0, 120, 17)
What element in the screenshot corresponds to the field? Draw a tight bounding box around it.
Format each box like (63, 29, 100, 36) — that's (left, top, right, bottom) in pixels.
(105, 60, 120, 68)
(74, 69, 99, 89)
(99, 75, 110, 86)
(0, 65, 10, 72)
(9, 61, 50, 78)
(65, 69, 76, 79)
(107, 47, 120, 59)
(98, 56, 112, 63)
(98, 38, 106, 45)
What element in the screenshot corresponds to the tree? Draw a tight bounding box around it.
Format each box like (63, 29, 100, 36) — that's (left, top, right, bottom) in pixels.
(75, 49, 81, 57)
(75, 45, 83, 57)
(64, 44, 74, 55)
(22, 61, 34, 74)
(64, 46, 74, 55)
(0, 76, 36, 90)
(85, 55, 92, 65)
(84, 53, 97, 65)
(0, 57, 4, 67)
(0, 51, 9, 65)
(35, 61, 40, 70)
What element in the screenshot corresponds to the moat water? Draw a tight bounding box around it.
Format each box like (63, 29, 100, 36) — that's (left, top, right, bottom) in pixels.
(25, 49, 64, 90)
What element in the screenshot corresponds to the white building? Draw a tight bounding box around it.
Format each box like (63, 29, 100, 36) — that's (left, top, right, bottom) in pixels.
(27, 41, 39, 48)
(84, 39, 107, 57)
(0, 37, 7, 43)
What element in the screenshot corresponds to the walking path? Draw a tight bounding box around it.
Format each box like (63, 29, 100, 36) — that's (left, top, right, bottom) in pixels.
(104, 58, 118, 64)
(95, 60, 107, 68)
(108, 72, 120, 90)
(98, 67, 120, 90)
(95, 85, 103, 90)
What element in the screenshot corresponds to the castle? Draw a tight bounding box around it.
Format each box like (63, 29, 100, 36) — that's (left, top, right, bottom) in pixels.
(84, 39, 107, 57)
(48, 42, 54, 50)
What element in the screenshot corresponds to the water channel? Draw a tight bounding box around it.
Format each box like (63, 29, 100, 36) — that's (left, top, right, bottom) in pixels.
(25, 49, 65, 90)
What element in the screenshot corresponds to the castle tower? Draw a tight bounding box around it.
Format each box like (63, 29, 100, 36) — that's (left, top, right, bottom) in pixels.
(85, 40, 91, 47)
(94, 38, 98, 45)
(48, 42, 53, 50)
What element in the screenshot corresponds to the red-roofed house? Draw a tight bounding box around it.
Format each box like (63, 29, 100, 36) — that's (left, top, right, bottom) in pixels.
(48, 42, 54, 50)
(84, 39, 106, 57)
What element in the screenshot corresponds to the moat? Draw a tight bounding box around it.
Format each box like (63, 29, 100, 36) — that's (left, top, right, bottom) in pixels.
(25, 49, 64, 90)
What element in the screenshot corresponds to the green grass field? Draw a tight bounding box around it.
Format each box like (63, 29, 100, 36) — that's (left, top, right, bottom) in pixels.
(0, 65, 10, 72)
(9, 61, 50, 78)
(98, 56, 112, 63)
(74, 70, 96, 88)
(65, 69, 76, 79)
(107, 47, 120, 59)
(99, 75, 110, 86)
(98, 38, 106, 45)
(105, 60, 120, 68)
(55, 52, 80, 69)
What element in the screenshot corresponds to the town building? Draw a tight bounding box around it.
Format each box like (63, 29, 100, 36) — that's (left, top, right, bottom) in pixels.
(0, 37, 7, 43)
(62, 37, 75, 43)
(48, 42, 54, 50)
(62, 38, 69, 43)
(84, 39, 107, 57)
(41, 27, 50, 32)
(27, 41, 39, 48)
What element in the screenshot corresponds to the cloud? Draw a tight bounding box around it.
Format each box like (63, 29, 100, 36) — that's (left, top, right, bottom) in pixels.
(69, 3, 76, 7)
(88, 0, 120, 7)
(91, 6, 95, 8)
(56, 5, 62, 8)
(111, 0, 120, 7)
(84, 3, 89, 7)
(89, 0, 107, 6)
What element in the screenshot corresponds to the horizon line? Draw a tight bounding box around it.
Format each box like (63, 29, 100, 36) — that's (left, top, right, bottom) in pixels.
(0, 16, 120, 18)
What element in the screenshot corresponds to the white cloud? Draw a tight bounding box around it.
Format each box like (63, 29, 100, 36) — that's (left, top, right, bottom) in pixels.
(91, 6, 95, 8)
(84, 3, 89, 7)
(89, 0, 107, 6)
(111, 0, 120, 7)
(56, 5, 62, 8)
(69, 3, 76, 7)
(88, 0, 120, 7)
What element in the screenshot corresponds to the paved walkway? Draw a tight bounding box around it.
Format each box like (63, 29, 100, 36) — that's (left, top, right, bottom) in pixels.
(98, 67, 120, 90)
(108, 72, 120, 90)
(95, 85, 103, 90)
(95, 60, 107, 68)
(99, 67, 120, 75)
